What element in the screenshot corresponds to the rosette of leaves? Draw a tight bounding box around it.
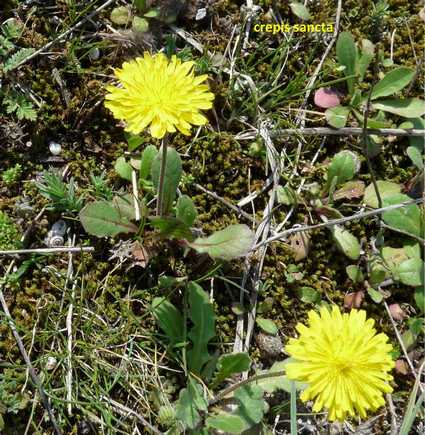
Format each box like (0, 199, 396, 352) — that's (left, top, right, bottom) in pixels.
(324, 32, 425, 132)
(151, 282, 303, 433)
(79, 144, 254, 261)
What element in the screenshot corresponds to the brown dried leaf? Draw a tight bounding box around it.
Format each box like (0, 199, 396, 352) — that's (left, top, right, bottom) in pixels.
(289, 231, 311, 261)
(394, 359, 409, 375)
(333, 181, 365, 201)
(344, 291, 364, 309)
(131, 241, 150, 268)
(388, 303, 405, 321)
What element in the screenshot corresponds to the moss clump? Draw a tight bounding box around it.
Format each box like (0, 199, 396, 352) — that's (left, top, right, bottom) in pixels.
(1, 163, 22, 186)
(0, 211, 20, 250)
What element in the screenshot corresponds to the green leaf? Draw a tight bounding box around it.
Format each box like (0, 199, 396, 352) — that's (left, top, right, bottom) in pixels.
(256, 318, 278, 335)
(331, 225, 361, 260)
(189, 224, 254, 260)
(357, 39, 374, 81)
(139, 145, 158, 180)
(211, 353, 251, 388)
(382, 194, 424, 238)
(233, 384, 266, 426)
(176, 195, 197, 227)
(289, 2, 311, 20)
(414, 287, 424, 313)
(187, 282, 215, 374)
(150, 216, 193, 240)
(363, 181, 401, 208)
(369, 268, 386, 286)
(371, 68, 415, 100)
(151, 147, 182, 215)
(336, 32, 358, 95)
(126, 133, 145, 151)
(399, 118, 425, 152)
(393, 258, 424, 287)
(382, 246, 409, 270)
(114, 157, 133, 181)
(325, 105, 350, 128)
(79, 201, 138, 237)
(134, 0, 147, 12)
(206, 413, 247, 434)
(346, 265, 364, 283)
(367, 287, 383, 303)
(373, 98, 425, 118)
(175, 379, 207, 430)
(151, 297, 184, 346)
(144, 8, 160, 18)
(326, 150, 360, 189)
(276, 185, 298, 205)
(297, 286, 321, 303)
(110, 6, 131, 25)
(111, 194, 137, 220)
(3, 47, 35, 72)
(406, 146, 424, 170)
(132, 16, 149, 33)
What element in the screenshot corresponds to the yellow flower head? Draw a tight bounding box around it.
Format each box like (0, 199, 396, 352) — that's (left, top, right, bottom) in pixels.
(285, 306, 394, 422)
(104, 52, 214, 139)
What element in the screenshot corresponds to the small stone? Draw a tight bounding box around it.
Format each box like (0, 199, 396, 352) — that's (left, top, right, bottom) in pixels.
(388, 303, 405, 321)
(46, 356, 57, 371)
(49, 141, 62, 156)
(255, 332, 283, 358)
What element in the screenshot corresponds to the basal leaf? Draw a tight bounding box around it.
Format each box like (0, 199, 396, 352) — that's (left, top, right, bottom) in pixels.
(371, 67, 415, 100)
(206, 413, 247, 434)
(189, 224, 254, 260)
(393, 259, 424, 287)
(114, 157, 132, 181)
(176, 195, 197, 227)
(151, 146, 182, 215)
(373, 98, 425, 118)
(382, 194, 423, 238)
(79, 201, 138, 237)
(331, 225, 361, 260)
(187, 282, 215, 375)
(211, 353, 251, 388)
(325, 105, 350, 128)
(140, 145, 158, 180)
(364, 181, 401, 208)
(255, 318, 278, 335)
(289, 2, 311, 20)
(175, 379, 207, 430)
(336, 32, 358, 94)
(326, 150, 360, 189)
(151, 297, 184, 346)
(150, 216, 193, 240)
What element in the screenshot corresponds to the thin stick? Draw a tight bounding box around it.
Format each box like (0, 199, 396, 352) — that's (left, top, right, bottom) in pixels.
(131, 169, 141, 221)
(236, 128, 425, 140)
(11, 0, 117, 70)
(254, 198, 425, 250)
(156, 136, 169, 216)
(0, 246, 94, 256)
(65, 237, 76, 416)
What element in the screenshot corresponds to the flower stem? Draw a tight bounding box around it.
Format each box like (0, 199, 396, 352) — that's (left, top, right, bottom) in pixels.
(156, 135, 169, 216)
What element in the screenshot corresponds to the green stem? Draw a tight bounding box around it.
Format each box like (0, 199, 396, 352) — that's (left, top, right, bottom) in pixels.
(156, 135, 169, 216)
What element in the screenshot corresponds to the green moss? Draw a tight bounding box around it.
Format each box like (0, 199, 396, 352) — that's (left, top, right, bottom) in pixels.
(0, 211, 20, 250)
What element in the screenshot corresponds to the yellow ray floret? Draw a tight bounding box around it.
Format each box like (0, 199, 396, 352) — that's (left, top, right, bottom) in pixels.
(104, 52, 214, 139)
(285, 306, 394, 421)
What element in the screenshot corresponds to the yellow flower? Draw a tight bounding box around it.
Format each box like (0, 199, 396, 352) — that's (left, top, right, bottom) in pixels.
(104, 52, 214, 139)
(285, 306, 394, 421)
